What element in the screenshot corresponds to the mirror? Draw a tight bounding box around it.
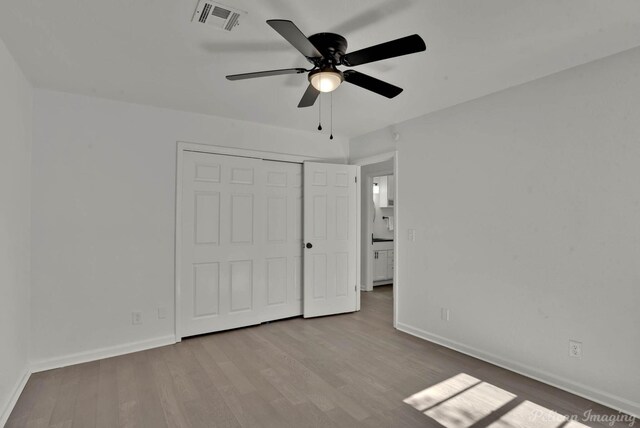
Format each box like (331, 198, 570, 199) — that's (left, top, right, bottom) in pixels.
(373, 175, 394, 207)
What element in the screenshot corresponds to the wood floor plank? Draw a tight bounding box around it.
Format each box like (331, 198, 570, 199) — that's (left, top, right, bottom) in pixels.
(47, 366, 81, 428)
(146, 352, 191, 428)
(269, 397, 338, 428)
(95, 358, 119, 428)
(131, 351, 169, 428)
(70, 362, 99, 428)
(22, 370, 61, 428)
(7, 285, 637, 428)
(170, 342, 240, 428)
(114, 358, 138, 428)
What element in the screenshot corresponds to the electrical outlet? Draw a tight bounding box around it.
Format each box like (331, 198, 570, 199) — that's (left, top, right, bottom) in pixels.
(569, 340, 582, 358)
(408, 228, 416, 242)
(132, 311, 143, 325)
(158, 307, 167, 320)
(441, 308, 450, 321)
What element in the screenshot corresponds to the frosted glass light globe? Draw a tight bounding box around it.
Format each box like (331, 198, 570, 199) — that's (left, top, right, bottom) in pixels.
(310, 71, 343, 93)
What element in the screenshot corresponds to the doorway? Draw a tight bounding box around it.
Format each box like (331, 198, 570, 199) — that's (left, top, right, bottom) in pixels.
(354, 152, 398, 327)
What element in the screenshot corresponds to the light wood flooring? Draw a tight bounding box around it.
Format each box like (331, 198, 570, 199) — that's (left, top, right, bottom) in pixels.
(7, 285, 635, 427)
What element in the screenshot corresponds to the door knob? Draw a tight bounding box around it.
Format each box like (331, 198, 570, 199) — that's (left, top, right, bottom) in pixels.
(306, 243, 313, 249)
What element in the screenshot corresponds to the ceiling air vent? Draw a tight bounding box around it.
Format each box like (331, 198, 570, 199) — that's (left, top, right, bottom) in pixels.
(192, 1, 246, 31)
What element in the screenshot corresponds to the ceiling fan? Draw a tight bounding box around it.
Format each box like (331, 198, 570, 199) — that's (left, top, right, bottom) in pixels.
(226, 20, 426, 108)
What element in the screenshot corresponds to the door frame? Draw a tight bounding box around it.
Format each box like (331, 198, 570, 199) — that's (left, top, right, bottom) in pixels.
(351, 151, 398, 328)
(175, 141, 360, 341)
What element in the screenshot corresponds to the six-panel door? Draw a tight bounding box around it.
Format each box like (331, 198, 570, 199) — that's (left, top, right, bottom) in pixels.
(180, 152, 303, 337)
(303, 162, 358, 318)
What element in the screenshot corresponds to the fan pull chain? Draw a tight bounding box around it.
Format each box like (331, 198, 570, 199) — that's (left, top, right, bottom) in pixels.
(317, 93, 322, 131)
(329, 92, 334, 140)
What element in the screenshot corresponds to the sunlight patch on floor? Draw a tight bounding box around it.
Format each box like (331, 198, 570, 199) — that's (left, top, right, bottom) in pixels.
(403, 373, 482, 412)
(423, 381, 516, 427)
(404, 374, 591, 428)
(488, 400, 589, 428)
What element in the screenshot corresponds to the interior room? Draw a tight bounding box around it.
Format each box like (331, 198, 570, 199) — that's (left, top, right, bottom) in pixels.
(1, 1, 639, 427)
(359, 158, 396, 294)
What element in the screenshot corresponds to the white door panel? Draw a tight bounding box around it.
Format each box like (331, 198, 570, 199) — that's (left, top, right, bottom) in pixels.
(181, 152, 302, 337)
(303, 162, 358, 318)
(262, 160, 304, 321)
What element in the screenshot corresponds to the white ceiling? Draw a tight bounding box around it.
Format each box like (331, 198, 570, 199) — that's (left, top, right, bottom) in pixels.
(2, 0, 640, 137)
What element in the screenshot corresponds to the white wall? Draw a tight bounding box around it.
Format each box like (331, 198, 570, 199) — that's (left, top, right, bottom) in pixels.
(0, 38, 32, 424)
(30, 90, 348, 367)
(364, 161, 395, 241)
(350, 130, 399, 163)
(372, 205, 394, 241)
(351, 47, 640, 416)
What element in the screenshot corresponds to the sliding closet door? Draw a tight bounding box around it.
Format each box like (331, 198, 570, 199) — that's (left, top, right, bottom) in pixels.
(180, 152, 302, 337)
(262, 160, 304, 321)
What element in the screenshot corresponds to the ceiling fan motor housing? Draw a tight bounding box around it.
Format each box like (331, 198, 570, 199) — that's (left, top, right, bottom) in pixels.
(307, 33, 348, 66)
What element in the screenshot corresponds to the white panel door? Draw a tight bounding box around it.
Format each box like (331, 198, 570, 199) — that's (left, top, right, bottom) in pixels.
(303, 162, 358, 318)
(262, 160, 304, 321)
(181, 152, 302, 337)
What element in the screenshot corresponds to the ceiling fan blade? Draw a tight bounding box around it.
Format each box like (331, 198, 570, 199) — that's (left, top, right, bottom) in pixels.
(226, 68, 307, 81)
(343, 70, 403, 98)
(298, 84, 320, 108)
(342, 34, 426, 66)
(267, 20, 323, 59)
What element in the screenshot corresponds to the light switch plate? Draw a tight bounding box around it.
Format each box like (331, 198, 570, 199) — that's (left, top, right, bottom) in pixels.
(132, 311, 142, 325)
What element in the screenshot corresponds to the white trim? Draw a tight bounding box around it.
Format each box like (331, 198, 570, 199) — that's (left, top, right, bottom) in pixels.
(0, 368, 30, 427)
(396, 322, 640, 419)
(355, 166, 362, 311)
(30, 335, 175, 373)
(175, 142, 350, 339)
(175, 144, 184, 342)
(365, 174, 373, 292)
(177, 141, 328, 164)
(392, 150, 399, 328)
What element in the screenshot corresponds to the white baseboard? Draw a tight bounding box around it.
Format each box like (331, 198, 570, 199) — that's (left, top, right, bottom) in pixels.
(396, 322, 640, 419)
(1, 368, 31, 427)
(30, 335, 176, 373)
